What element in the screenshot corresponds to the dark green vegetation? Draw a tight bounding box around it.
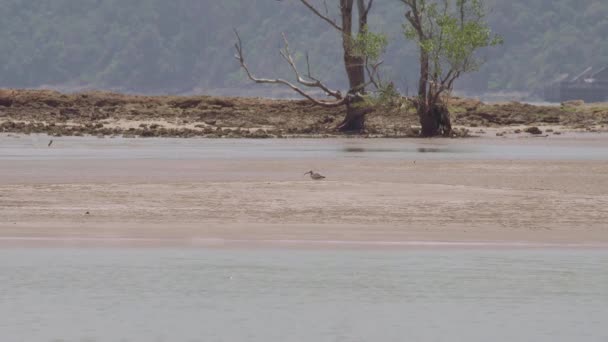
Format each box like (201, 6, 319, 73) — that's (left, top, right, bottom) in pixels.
(0, 0, 606, 95)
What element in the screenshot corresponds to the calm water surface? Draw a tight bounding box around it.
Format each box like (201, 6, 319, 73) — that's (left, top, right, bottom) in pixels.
(2, 135, 608, 161)
(2, 135, 607, 341)
(1, 248, 607, 342)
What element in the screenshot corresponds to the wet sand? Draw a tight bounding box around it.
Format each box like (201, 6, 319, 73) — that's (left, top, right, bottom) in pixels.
(1, 135, 607, 247)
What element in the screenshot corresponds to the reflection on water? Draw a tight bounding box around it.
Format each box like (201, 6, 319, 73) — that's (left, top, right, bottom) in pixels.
(417, 147, 442, 153)
(343, 147, 367, 153)
(1, 135, 608, 161)
(0, 248, 606, 342)
(342, 146, 452, 153)
(342, 146, 461, 154)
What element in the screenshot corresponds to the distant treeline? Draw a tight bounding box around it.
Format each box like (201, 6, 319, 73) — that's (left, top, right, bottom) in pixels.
(0, 0, 606, 95)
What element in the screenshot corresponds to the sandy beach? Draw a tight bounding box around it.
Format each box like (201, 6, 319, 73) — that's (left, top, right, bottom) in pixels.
(1, 134, 607, 248)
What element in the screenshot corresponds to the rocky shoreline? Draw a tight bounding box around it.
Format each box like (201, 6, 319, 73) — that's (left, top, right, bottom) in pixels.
(1, 89, 607, 138)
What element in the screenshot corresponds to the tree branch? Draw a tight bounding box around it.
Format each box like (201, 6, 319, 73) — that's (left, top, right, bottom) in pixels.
(363, 0, 374, 18)
(323, 0, 331, 19)
(441, 69, 454, 85)
(432, 68, 460, 102)
(305, 53, 316, 81)
(445, 70, 461, 91)
(278, 33, 343, 98)
(357, 0, 374, 21)
(234, 29, 346, 107)
(402, 0, 424, 38)
(298, 0, 342, 31)
(365, 58, 384, 90)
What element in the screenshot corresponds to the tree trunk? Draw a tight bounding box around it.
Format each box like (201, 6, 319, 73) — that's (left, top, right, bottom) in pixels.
(418, 109, 438, 137)
(416, 32, 453, 136)
(418, 50, 429, 108)
(418, 102, 452, 137)
(341, 0, 366, 92)
(337, 96, 371, 132)
(336, 0, 369, 132)
(415, 38, 433, 135)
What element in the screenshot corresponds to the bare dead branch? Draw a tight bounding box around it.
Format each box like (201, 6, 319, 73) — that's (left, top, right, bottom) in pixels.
(350, 77, 375, 93)
(278, 33, 343, 98)
(364, 58, 384, 90)
(305, 53, 320, 82)
(298, 0, 342, 31)
(233, 29, 346, 107)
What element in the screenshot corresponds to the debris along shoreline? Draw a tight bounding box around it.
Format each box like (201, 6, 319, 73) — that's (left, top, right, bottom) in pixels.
(1, 89, 607, 138)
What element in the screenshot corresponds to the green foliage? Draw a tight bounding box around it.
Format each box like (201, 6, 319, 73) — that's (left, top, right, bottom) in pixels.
(350, 26, 388, 62)
(361, 81, 402, 107)
(436, 13, 502, 73)
(403, 0, 501, 94)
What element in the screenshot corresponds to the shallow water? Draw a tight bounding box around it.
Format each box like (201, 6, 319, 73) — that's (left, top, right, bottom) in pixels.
(1, 248, 607, 342)
(2, 134, 608, 161)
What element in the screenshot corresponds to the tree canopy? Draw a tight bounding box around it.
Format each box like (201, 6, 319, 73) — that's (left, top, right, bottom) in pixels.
(401, 0, 501, 136)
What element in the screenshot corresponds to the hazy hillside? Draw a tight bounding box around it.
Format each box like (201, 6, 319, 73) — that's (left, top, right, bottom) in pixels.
(0, 0, 606, 96)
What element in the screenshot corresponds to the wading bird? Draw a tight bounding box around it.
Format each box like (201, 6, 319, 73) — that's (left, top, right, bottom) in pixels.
(304, 170, 325, 180)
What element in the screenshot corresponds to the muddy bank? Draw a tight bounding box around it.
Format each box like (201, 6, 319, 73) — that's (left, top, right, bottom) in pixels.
(1, 89, 607, 138)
